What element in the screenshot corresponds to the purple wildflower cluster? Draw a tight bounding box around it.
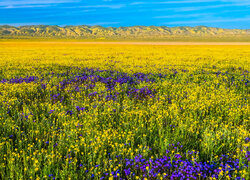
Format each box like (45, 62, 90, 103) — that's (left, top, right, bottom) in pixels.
(127, 86, 156, 100)
(47, 68, 161, 102)
(56, 69, 161, 92)
(76, 106, 85, 111)
(51, 93, 65, 103)
(0, 76, 38, 83)
(95, 144, 248, 179)
(245, 151, 250, 162)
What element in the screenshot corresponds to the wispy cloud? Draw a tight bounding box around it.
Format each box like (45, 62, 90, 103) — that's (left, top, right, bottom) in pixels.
(155, 13, 214, 19)
(4, 4, 54, 9)
(1, 0, 249, 28)
(0, 22, 49, 26)
(221, 0, 250, 2)
(86, 22, 120, 26)
(165, 16, 250, 24)
(221, 9, 250, 13)
(154, 2, 250, 12)
(0, 0, 77, 5)
(0, 0, 78, 8)
(131, 0, 217, 5)
(79, 4, 125, 9)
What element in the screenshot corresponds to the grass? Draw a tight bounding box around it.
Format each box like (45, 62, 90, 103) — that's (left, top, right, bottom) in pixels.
(0, 41, 249, 179)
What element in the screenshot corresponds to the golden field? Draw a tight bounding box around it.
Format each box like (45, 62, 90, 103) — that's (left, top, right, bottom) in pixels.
(0, 42, 249, 179)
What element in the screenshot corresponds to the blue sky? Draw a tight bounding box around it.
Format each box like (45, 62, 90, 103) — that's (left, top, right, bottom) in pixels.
(0, 0, 249, 29)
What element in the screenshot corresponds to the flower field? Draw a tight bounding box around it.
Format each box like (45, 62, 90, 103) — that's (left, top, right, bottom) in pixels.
(0, 42, 249, 179)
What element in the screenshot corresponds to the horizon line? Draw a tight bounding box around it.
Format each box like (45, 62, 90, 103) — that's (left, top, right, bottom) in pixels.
(0, 24, 249, 30)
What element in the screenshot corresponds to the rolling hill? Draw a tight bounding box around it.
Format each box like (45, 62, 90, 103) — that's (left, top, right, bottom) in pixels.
(1, 25, 249, 41)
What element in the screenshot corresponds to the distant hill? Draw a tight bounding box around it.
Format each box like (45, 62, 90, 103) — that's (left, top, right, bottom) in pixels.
(0, 25, 249, 41)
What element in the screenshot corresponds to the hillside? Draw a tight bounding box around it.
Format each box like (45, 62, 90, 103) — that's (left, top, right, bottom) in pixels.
(1, 25, 250, 41)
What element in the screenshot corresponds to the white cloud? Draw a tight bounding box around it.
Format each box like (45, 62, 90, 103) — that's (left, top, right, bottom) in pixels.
(0, 0, 77, 5)
(131, 0, 217, 5)
(86, 22, 120, 26)
(0, 22, 49, 26)
(155, 13, 214, 18)
(165, 17, 250, 24)
(154, 2, 250, 12)
(223, 0, 247, 1)
(4, 4, 54, 9)
(0, 0, 78, 8)
(79, 4, 125, 9)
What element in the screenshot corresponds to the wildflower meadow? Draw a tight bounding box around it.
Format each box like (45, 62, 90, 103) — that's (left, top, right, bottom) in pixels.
(0, 42, 249, 179)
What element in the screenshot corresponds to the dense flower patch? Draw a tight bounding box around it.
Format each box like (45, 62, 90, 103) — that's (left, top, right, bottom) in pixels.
(0, 43, 249, 179)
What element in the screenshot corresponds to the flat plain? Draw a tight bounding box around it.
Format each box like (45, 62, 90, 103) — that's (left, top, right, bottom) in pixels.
(0, 41, 249, 179)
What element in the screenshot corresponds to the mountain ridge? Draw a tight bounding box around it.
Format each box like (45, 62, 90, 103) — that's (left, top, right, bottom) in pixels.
(1, 25, 250, 41)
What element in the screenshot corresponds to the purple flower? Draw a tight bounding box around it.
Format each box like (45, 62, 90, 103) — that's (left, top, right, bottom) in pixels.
(48, 110, 55, 114)
(1, 76, 39, 84)
(124, 168, 131, 176)
(245, 137, 250, 143)
(53, 143, 58, 147)
(41, 84, 46, 89)
(66, 110, 73, 115)
(88, 92, 97, 97)
(76, 106, 85, 111)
